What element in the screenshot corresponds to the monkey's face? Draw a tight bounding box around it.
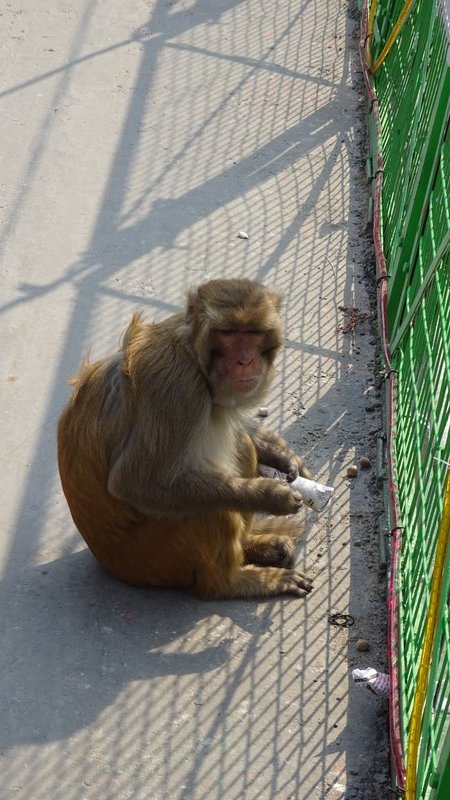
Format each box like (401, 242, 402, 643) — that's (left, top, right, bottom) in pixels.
(208, 328, 275, 406)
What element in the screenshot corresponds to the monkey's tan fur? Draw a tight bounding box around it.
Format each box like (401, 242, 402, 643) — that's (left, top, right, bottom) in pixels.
(58, 279, 312, 599)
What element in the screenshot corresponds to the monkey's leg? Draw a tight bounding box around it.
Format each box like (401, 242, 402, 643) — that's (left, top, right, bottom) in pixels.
(243, 517, 303, 568)
(243, 533, 296, 568)
(187, 511, 311, 600)
(243, 533, 296, 567)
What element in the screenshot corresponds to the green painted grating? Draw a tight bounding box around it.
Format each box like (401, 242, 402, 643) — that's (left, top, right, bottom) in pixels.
(363, 0, 450, 795)
(394, 254, 450, 726)
(372, 0, 450, 331)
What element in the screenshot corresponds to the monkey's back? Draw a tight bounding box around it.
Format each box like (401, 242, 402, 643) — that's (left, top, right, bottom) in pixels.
(57, 354, 143, 566)
(57, 353, 249, 592)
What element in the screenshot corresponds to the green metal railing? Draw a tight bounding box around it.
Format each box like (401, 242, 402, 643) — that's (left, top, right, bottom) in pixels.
(361, 1, 450, 797)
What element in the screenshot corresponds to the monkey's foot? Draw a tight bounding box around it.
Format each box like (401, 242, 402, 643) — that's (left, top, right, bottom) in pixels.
(195, 565, 313, 600)
(244, 535, 295, 568)
(278, 568, 313, 597)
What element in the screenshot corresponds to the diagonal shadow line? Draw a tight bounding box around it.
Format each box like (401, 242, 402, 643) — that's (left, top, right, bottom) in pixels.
(0, 0, 174, 574)
(0, 105, 346, 319)
(89, 112, 345, 254)
(122, 60, 337, 223)
(123, 110, 343, 229)
(0, 0, 245, 272)
(164, 41, 336, 87)
(0, 35, 139, 101)
(92, 0, 338, 241)
(3, 0, 264, 575)
(255, 137, 345, 282)
(1, 0, 381, 796)
(0, 0, 98, 265)
(124, 0, 339, 217)
(176, 610, 294, 800)
(0, 29, 334, 106)
(0, 3, 187, 315)
(284, 338, 348, 363)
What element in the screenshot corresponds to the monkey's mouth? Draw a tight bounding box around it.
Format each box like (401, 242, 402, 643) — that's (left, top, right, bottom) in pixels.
(233, 376, 261, 391)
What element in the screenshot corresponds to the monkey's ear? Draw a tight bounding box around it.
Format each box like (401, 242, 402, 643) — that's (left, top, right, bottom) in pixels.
(185, 288, 218, 327)
(185, 290, 198, 324)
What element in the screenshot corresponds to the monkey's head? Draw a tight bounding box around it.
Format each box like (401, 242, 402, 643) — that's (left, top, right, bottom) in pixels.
(185, 279, 283, 407)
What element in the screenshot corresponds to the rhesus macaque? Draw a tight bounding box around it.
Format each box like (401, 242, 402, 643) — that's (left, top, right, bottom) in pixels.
(57, 279, 313, 599)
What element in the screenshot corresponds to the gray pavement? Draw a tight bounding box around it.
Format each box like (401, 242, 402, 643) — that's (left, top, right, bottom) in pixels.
(0, 1, 390, 798)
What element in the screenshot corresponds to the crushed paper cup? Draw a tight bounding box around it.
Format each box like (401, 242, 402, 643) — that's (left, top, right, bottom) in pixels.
(258, 464, 334, 512)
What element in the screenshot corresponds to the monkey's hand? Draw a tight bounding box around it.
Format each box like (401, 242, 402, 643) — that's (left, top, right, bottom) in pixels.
(277, 454, 312, 483)
(250, 426, 311, 482)
(258, 479, 303, 515)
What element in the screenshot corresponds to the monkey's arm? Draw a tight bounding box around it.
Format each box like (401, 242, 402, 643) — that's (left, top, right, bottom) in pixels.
(109, 336, 303, 517)
(249, 425, 311, 480)
(107, 433, 302, 518)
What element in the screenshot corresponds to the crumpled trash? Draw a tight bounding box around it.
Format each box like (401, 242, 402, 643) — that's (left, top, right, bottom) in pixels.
(352, 667, 389, 697)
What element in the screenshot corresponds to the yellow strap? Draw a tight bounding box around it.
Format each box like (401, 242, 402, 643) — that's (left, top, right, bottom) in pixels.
(368, 0, 378, 37)
(365, 0, 379, 67)
(370, 0, 416, 74)
(405, 471, 450, 798)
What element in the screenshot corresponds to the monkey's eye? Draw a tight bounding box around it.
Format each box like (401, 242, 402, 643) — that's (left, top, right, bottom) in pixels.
(219, 330, 236, 337)
(262, 344, 279, 355)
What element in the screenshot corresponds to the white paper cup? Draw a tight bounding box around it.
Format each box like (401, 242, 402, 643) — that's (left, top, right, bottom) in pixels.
(258, 464, 334, 512)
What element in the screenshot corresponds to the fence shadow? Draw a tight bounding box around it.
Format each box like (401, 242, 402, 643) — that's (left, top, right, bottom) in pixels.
(0, 0, 389, 798)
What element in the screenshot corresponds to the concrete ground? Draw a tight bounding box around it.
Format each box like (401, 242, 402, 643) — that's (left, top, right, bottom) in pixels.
(0, 1, 390, 798)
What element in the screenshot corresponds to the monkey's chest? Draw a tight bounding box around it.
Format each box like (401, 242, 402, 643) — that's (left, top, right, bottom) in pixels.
(192, 418, 241, 476)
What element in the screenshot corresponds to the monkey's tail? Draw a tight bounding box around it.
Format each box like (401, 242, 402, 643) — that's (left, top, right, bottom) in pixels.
(251, 515, 304, 541)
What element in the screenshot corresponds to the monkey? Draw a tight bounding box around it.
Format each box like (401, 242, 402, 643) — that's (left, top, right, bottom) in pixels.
(57, 278, 313, 600)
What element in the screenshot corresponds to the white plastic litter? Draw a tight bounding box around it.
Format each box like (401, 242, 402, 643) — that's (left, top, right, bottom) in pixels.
(258, 464, 334, 512)
(353, 667, 450, 710)
(352, 667, 389, 697)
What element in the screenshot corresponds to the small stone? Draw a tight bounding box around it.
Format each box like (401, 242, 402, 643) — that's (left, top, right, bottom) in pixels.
(356, 638, 371, 652)
(359, 456, 371, 469)
(237, 231, 249, 239)
(258, 406, 269, 417)
(354, 540, 362, 547)
(347, 464, 358, 477)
